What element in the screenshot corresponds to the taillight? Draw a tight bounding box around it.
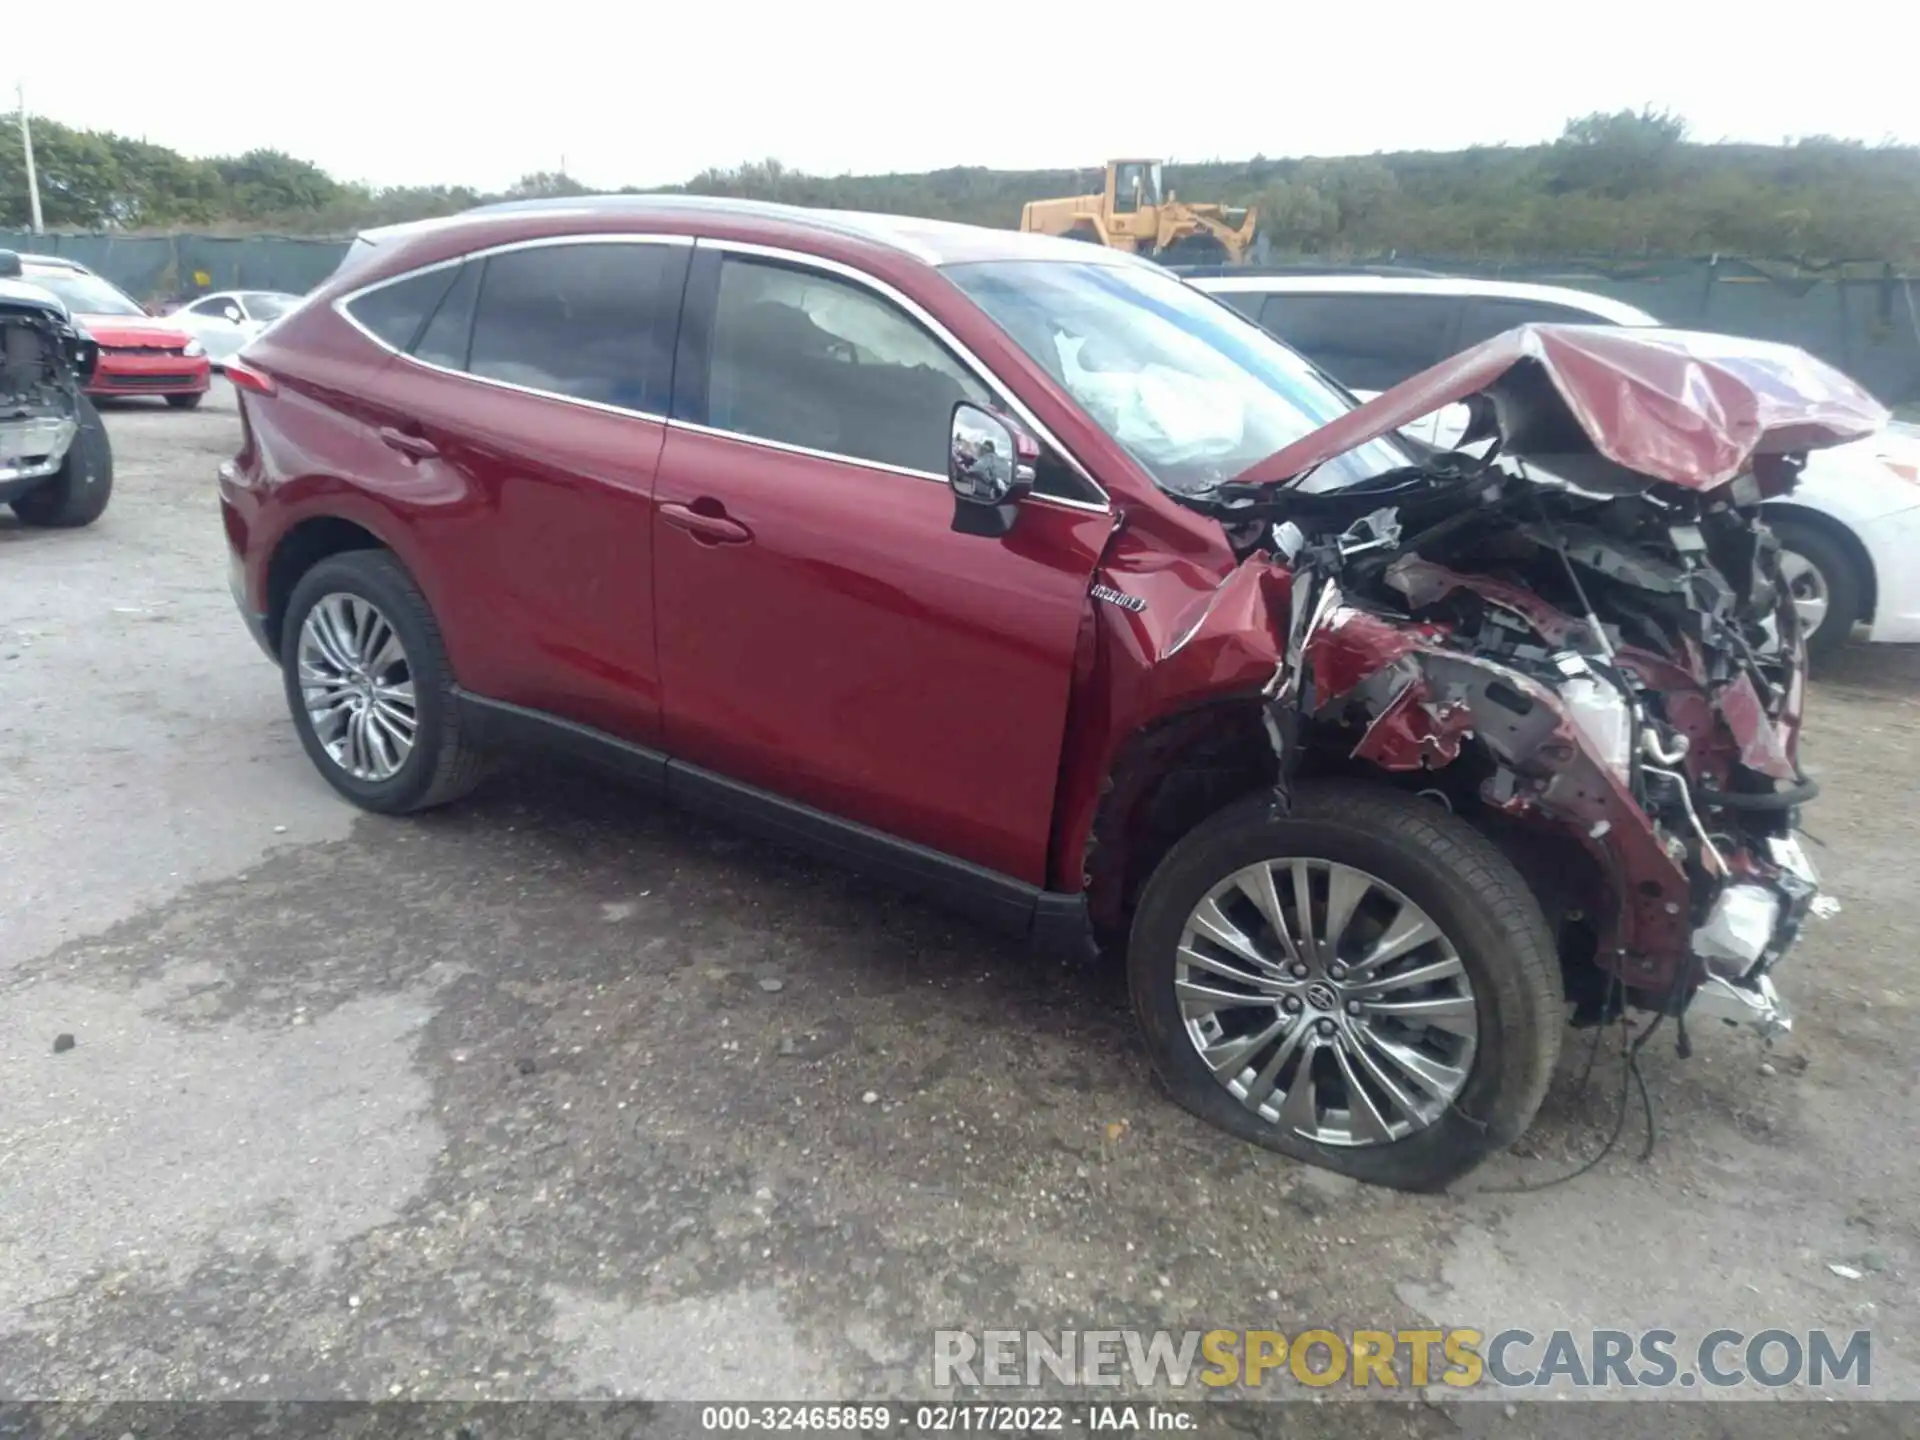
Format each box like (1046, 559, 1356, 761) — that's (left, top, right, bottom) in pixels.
(225, 361, 278, 397)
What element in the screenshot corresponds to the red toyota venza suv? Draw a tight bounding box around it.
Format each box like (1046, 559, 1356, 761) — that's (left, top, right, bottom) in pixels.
(220, 196, 1866, 1187)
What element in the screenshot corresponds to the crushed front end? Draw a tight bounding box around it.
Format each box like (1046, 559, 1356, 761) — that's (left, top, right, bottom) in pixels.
(1203, 324, 1886, 1039)
(0, 272, 96, 502)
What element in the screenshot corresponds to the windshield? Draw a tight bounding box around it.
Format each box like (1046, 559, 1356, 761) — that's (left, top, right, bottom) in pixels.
(945, 260, 1412, 496)
(241, 292, 297, 320)
(24, 270, 146, 318)
(1113, 162, 1162, 212)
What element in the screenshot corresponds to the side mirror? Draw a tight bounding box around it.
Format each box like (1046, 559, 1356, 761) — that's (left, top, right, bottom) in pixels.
(222, 306, 243, 324)
(948, 402, 1036, 537)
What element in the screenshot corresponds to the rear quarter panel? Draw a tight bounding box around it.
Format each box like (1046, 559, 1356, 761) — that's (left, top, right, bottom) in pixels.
(227, 333, 479, 671)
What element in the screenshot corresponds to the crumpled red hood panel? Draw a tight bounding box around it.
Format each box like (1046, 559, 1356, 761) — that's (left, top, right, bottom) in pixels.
(1234, 324, 1890, 491)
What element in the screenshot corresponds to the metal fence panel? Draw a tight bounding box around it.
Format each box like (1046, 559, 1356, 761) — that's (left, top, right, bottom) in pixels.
(5, 232, 1917, 405)
(0, 231, 351, 304)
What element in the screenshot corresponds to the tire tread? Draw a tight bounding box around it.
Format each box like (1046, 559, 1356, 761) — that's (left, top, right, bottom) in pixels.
(10, 395, 113, 528)
(1769, 516, 1860, 662)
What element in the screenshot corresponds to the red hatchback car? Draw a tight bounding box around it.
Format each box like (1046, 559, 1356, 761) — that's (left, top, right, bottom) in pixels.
(19, 256, 212, 407)
(221, 197, 1871, 1188)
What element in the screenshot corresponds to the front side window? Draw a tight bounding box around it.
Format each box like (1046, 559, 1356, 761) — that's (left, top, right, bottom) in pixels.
(947, 260, 1412, 496)
(1257, 293, 1459, 394)
(706, 256, 990, 476)
(466, 242, 683, 415)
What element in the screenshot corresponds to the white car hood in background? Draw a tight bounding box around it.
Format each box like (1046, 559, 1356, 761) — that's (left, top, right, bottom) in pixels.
(1795, 428, 1920, 520)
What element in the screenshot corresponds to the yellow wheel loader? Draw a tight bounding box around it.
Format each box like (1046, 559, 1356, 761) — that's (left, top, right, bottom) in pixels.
(1019, 160, 1258, 265)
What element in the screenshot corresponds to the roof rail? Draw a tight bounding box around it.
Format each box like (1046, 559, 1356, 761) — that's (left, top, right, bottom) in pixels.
(1163, 262, 1452, 279)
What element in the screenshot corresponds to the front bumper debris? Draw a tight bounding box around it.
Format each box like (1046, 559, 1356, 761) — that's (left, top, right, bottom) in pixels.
(1688, 972, 1793, 1039)
(1685, 832, 1832, 1041)
(0, 413, 77, 488)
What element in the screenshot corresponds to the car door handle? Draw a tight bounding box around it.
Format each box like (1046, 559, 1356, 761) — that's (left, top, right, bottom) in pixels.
(378, 427, 439, 460)
(660, 502, 753, 545)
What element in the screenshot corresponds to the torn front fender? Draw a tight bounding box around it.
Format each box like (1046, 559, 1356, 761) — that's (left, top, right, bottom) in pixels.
(1049, 526, 1292, 895)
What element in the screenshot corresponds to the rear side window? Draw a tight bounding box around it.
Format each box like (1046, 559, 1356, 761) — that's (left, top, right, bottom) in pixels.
(705, 256, 990, 476)
(1456, 296, 1613, 350)
(412, 261, 480, 370)
(1258, 293, 1460, 392)
(466, 241, 686, 415)
(343, 266, 462, 352)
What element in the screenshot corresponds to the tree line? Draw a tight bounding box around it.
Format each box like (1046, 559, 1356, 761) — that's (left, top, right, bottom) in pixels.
(4, 107, 1917, 264)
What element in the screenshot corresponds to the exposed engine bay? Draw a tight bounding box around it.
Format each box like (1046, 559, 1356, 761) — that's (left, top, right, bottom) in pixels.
(0, 264, 95, 493)
(1178, 324, 1889, 1040)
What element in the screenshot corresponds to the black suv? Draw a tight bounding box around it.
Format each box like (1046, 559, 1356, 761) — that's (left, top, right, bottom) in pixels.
(1, 250, 114, 528)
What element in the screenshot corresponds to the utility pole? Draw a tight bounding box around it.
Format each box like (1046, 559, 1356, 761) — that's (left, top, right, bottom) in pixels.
(17, 83, 44, 233)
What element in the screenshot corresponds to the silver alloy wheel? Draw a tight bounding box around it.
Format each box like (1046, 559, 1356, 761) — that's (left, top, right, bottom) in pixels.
(1175, 859, 1478, 1148)
(1778, 550, 1830, 637)
(296, 592, 418, 782)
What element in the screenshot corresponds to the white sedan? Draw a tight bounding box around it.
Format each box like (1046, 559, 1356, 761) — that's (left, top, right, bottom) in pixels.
(1188, 272, 1920, 658)
(165, 291, 303, 366)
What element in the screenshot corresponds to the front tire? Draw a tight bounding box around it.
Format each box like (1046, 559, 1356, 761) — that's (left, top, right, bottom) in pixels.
(1127, 783, 1563, 1191)
(165, 392, 205, 410)
(281, 550, 489, 814)
(9, 396, 113, 528)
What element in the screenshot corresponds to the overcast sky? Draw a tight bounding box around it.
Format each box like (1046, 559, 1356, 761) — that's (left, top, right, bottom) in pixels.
(16, 1, 1914, 191)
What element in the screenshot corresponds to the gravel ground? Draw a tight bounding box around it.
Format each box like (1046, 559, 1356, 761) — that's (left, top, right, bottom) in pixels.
(2, 385, 1915, 1430)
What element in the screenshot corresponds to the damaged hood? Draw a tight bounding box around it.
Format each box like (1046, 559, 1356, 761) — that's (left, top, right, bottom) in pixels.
(1233, 324, 1890, 492)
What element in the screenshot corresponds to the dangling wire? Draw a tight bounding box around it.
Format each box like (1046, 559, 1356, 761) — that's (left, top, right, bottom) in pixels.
(1483, 969, 1672, 1193)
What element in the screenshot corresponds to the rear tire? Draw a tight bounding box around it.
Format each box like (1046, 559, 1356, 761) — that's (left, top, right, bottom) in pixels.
(281, 550, 490, 814)
(165, 392, 205, 410)
(1769, 516, 1860, 661)
(1127, 783, 1563, 1191)
(10, 396, 113, 528)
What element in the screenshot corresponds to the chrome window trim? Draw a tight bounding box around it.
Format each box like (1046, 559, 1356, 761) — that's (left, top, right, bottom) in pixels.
(328, 231, 1113, 514)
(664, 418, 1110, 516)
(668, 419, 954, 485)
(698, 238, 1111, 510)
